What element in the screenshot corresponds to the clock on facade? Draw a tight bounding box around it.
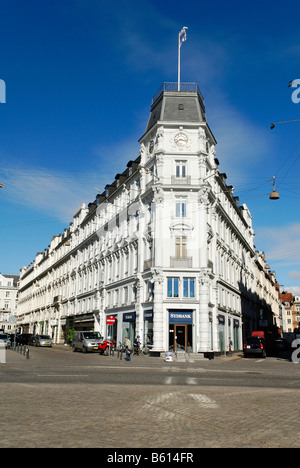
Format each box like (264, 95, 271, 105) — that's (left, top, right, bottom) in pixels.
(174, 132, 188, 146)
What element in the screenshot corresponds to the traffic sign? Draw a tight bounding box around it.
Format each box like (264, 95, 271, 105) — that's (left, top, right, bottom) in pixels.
(106, 316, 116, 325)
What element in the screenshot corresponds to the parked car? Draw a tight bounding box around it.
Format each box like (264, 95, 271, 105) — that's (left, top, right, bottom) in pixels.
(29, 335, 37, 346)
(7, 334, 17, 347)
(35, 335, 52, 347)
(0, 333, 9, 348)
(72, 331, 103, 353)
(274, 338, 291, 353)
(244, 336, 267, 358)
(17, 333, 33, 345)
(251, 331, 275, 356)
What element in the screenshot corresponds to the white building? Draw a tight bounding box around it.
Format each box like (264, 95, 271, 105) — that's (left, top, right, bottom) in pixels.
(0, 273, 19, 333)
(17, 82, 281, 354)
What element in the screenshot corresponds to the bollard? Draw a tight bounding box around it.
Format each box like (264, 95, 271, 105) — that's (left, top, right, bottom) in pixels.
(23, 345, 26, 356)
(120, 348, 123, 360)
(26, 347, 30, 360)
(0, 342, 6, 363)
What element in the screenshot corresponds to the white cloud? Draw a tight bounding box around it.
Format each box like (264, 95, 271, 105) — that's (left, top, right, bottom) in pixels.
(286, 286, 300, 296)
(255, 223, 300, 267)
(289, 270, 300, 280)
(0, 164, 96, 220)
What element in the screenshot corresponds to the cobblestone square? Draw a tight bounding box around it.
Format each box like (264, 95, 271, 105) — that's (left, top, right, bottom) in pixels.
(1, 348, 299, 448)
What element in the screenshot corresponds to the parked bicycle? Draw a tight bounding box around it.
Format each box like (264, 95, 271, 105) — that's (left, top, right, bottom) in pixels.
(133, 342, 150, 356)
(133, 342, 143, 355)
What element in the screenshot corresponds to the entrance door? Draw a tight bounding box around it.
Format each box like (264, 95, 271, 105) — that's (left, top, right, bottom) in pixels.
(175, 325, 186, 351)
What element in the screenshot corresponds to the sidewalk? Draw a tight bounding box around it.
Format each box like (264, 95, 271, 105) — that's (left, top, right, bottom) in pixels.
(53, 343, 241, 357)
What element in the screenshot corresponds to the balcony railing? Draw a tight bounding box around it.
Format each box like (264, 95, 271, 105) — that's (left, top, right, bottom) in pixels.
(170, 257, 193, 269)
(171, 175, 191, 186)
(152, 82, 204, 105)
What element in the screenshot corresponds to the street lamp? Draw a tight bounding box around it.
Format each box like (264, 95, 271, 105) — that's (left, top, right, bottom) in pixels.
(269, 176, 280, 200)
(271, 119, 300, 130)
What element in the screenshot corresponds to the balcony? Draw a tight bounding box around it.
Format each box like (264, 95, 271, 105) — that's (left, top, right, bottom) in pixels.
(53, 295, 62, 305)
(170, 257, 193, 269)
(171, 176, 191, 186)
(144, 259, 153, 271)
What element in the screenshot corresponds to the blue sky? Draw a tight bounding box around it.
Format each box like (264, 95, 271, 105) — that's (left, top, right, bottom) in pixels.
(0, 0, 299, 295)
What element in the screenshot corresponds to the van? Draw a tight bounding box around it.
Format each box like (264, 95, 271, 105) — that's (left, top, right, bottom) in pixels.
(72, 331, 103, 353)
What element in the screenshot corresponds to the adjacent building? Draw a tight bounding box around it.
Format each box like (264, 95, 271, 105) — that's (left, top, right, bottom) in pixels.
(292, 295, 300, 332)
(17, 82, 282, 354)
(0, 273, 19, 332)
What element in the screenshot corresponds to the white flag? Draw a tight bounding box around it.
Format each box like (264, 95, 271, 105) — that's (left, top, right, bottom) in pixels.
(179, 27, 188, 47)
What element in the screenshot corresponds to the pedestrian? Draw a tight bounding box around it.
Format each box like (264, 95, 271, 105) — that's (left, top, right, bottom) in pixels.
(125, 337, 131, 361)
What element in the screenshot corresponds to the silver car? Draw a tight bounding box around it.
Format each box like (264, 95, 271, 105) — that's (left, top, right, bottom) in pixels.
(35, 335, 52, 347)
(0, 333, 10, 348)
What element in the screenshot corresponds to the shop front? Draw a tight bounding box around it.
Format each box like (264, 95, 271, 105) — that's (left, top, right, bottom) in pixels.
(106, 314, 118, 343)
(218, 314, 242, 352)
(122, 312, 136, 346)
(168, 310, 193, 352)
(144, 310, 153, 347)
(73, 313, 95, 331)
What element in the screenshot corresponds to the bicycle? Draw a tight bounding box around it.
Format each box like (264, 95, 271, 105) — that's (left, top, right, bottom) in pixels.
(133, 343, 143, 355)
(142, 346, 150, 356)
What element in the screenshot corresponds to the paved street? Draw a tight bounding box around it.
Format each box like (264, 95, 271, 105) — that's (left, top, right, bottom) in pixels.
(1, 346, 300, 449)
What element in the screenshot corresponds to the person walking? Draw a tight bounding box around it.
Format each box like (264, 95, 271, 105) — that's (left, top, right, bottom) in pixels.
(125, 337, 132, 361)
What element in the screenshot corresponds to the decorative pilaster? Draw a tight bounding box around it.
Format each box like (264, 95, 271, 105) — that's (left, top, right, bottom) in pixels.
(151, 269, 165, 352)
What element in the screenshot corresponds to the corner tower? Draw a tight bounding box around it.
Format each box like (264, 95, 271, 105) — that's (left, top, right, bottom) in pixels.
(139, 82, 220, 355)
(139, 81, 217, 165)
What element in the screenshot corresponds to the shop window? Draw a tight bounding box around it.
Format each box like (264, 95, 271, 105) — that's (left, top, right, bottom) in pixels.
(144, 311, 153, 346)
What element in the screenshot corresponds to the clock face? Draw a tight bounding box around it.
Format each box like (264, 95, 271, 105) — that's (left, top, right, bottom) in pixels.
(174, 132, 188, 146)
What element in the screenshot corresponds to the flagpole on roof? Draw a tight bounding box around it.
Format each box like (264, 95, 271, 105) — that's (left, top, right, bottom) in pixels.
(178, 27, 188, 91)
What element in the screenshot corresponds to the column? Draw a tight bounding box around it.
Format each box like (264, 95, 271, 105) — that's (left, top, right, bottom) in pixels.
(151, 269, 165, 352)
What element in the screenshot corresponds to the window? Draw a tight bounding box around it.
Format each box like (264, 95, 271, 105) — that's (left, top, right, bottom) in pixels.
(6, 291, 10, 298)
(123, 287, 128, 304)
(175, 237, 187, 259)
(175, 161, 186, 178)
(167, 278, 179, 298)
(176, 197, 187, 218)
(183, 278, 195, 298)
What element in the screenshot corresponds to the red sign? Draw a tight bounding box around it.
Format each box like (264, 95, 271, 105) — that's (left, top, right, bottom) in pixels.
(106, 316, 116, 325)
